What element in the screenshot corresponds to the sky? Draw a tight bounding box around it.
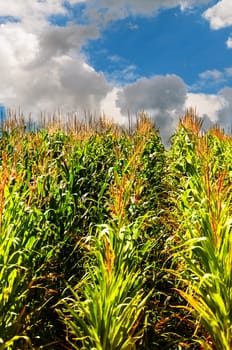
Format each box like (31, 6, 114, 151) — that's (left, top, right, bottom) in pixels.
(0, 0, 232, 143)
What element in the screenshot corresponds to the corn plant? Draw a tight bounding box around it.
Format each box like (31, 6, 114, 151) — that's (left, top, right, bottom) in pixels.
(57, 126, 160, 349)
(170, 129, 232, 349)
(0, 171, 50, 349)
(4, 109, 230, 350)
(0, 136, 72, 348)
(58, 222, 153, 350)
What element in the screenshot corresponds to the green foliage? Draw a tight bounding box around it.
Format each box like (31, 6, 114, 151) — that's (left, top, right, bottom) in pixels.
(58, 223, 153, 350)
(169, 125, 232, 349)
(0, 170, 54, 348)
(0, 112, 231, 349)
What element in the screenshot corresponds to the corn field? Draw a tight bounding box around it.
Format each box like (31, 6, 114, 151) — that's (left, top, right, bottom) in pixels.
(0, 110, 231, 349)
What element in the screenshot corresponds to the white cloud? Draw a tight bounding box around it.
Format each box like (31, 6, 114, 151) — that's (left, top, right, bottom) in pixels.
(226, 36, 232, 48)
(202, 1, 232, 49)
(199, 69, 223, 80)
(0, 24, 39, 67)
(186, 91, 232, 132)
(112, 78, 232, 143)
(100, 87, 127, 124)
(0, 0, 217, 119)
(0, 2, 112, 115)
(203, 0, 232, 29)
(83, 0, 211, 24)
(0, 43, 111, 113)
(107, 64, 139, 85)
(191, 67, 232, 91)
(179, 0, 211, 11)
(186, 92, 225, 122)
(0, 0, 230, 142)
(116, 74, 187, 144)
(68, 0, 87, 3)
(32, 24, 99, 67)
(0, 0, 66, 30)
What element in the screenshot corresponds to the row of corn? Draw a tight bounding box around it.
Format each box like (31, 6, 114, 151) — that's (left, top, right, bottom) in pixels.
(0, 112, 231, 349)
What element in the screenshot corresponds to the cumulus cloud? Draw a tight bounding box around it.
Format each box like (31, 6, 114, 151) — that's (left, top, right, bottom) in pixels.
(0, 0, 66, 30)
(32, 24, 99, 67)
(83, 0, 211, 25)
(186, 92, 224, 126)
(180, 0, 211, 8)
(186, 90, 232, 133)
(0, 2, 111, 115)
(0, 23, 110, 113)
(100, 87, 127, 124)
(116, 75, 187, 113)
(1, 0, 208, 119)
(113, 74, 232, 143)
(0, 0, 216, 117)
(116, 75, 187, 144)
(202, 1, 232, 50)
(203, 0, 232, 30)
(0, 0, 230, 142)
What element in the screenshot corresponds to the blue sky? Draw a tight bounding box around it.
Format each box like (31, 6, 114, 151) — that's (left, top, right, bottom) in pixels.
(0, 0, 231, 143)
(84, 5, 232, 91)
